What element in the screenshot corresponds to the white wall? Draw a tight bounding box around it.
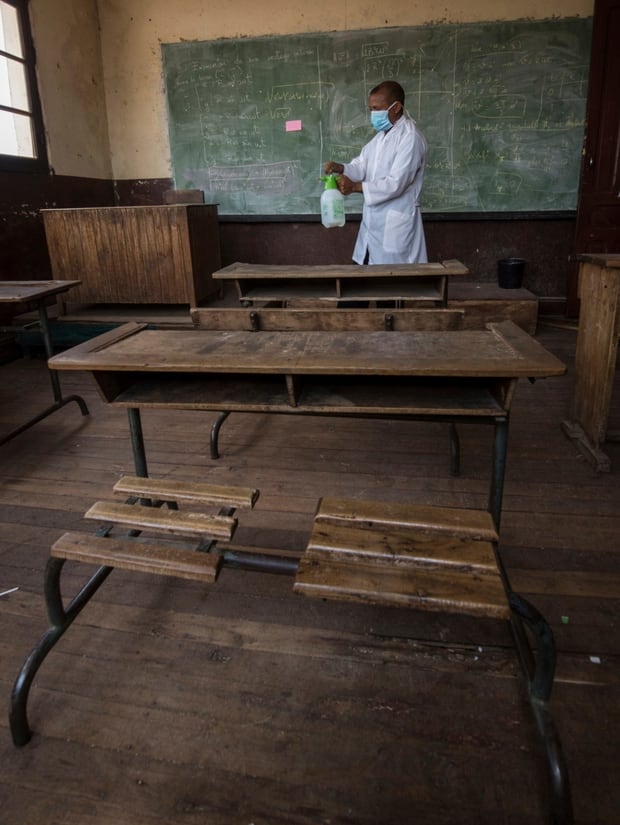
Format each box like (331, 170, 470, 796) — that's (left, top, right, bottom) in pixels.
(31, 0, 594, 180)
(30, 0, 111, 179)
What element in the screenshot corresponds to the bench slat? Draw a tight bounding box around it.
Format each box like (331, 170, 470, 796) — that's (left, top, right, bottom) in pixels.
(307, 522, 498, 573)
(294, 556, 509, 619)
(52, 531, 220, 582)
(113, 475, 259, 509)
(315, 498, 499, 542)
(85, 501, 236, 540)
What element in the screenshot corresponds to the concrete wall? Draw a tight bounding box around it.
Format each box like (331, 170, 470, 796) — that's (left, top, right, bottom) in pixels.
(30, 0, 593, 180)
(30, 0, 111, 179)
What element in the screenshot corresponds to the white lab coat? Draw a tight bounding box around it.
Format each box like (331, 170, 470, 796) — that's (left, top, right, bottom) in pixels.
(343, 114, 427, 264)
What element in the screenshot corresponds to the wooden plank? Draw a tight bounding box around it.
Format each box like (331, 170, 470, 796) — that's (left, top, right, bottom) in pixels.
(238, 280, 444, 303)
(571, 260, 620, 444)
(294, 555, 509, 619)
(46, 320, 147, 360)
(509, 568, 620, 599)
(110, 375, 506, 417)
(0, 280, 82, 304)
(113, 475, 259, 509)
(306, 521, 499, 573)
(448, 296, 538, 334)
(575, 253, 620, 268)
(84, 501, 237, 540)
(314, 498, 499, 542)
(212, 260, 470, 279)
(211, 261, 468, 306)
(51, 531, 221, 581)
(190, 307, 465, 332)
(47, 324, 566, 380)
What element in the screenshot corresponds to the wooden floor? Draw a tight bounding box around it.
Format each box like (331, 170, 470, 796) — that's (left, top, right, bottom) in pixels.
(0, 323, 618, 825)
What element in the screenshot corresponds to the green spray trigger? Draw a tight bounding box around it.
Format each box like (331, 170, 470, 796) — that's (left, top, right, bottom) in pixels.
(320, 173, 340, 188)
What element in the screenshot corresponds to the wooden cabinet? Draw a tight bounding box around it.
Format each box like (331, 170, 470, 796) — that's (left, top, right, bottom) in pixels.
(562, 253, 620, 470)
(42, 205, 221, 306)
(570, 0, 620, 315)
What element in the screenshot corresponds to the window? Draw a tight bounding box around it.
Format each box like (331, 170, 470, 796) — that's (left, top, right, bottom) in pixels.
(0, 0, 47, 171)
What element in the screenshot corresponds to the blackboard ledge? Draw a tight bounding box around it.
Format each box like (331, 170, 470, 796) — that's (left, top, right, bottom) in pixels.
(217, 211, 576, 223)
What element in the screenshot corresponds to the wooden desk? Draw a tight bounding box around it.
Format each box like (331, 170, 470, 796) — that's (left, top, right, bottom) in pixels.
(213, 260, 469, 306)
(49, 321, 565, 527)
(562, 254, 620, 471)
(42, 204, 221, 307)
(0, 281, 89, 444)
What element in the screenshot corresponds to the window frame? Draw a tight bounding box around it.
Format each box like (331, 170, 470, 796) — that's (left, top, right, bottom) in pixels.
(0, 0, 48, 173)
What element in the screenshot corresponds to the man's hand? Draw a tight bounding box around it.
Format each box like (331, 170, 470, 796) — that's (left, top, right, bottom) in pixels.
(323, 161, 344, 175)
(337, 175, 362, 196)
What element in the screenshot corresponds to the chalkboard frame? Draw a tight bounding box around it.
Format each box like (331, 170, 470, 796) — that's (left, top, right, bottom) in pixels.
(215, 210, 577, 223)
(162, 18, 592, 217)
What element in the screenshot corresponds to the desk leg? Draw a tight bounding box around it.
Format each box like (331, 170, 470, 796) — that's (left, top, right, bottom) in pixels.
(0, 302, 89, 446)
(128, 408, 148, 477)
(10, 557, 113, 746)
(509, 593, 574, 824)
(489, 416, 509, 529)
(210, 411, 230, 459)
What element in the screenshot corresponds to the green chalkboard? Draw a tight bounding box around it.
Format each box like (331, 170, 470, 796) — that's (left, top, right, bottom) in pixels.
(162, 18, 592, 215)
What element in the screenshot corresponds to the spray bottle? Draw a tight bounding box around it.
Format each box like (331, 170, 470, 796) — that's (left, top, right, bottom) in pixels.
(320, 174, 345, 228)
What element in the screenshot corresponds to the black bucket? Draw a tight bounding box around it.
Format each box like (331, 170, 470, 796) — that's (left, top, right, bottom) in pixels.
(498, 257, 525, 289)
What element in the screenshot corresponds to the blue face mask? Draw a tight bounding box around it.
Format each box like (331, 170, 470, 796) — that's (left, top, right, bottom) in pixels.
(370, 101, 397, 132)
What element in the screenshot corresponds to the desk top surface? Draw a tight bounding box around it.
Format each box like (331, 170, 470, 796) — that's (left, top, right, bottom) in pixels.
(576, 254, 620, 269)
(0, 280, 81, 303)
(50, 320, 565, 380)
(213, 260, 469, 280)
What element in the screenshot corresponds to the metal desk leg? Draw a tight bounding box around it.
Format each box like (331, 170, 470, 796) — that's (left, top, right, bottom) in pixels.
(210, 411, 230, 459)
(489, 415, 509, 529)
(128, 407, 148, 478)
(0, 301, 89, 446)
(448, 422, 460, 477)
(10, 557, 113, 746)
(509, 593, 574, 825)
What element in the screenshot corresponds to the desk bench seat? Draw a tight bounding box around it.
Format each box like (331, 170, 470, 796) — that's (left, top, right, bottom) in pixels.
(292, 495, 572, 823)
(52, 531, 222, 582)
(294, 498, 507, 619)
(10, 480, 573, 824)
(51, 475, 260, 582)
(112, 474, 260, 508)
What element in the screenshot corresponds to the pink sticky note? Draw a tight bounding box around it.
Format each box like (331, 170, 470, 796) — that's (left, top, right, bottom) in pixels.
(285, 120, 302, 132)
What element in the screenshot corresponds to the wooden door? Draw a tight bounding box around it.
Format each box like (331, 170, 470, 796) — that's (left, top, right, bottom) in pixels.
(570, 0, 620, 316)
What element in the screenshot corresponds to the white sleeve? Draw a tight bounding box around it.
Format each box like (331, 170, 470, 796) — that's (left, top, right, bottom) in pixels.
(362, 128, 425, 207)
(343, 144, 370, 182)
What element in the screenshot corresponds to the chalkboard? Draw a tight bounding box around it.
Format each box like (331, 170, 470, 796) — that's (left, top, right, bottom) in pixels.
(162, 18, 592, 216)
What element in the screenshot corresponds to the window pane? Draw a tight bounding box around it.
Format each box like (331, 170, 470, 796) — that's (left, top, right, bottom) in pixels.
(0, 2, 23, 58)
(0, 108, 35, 156)
(0, 54, 29, 109)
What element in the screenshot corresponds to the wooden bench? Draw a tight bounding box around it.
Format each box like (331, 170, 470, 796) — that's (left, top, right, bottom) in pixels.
(294, 497, 506, 618)
(50, 475, 259, 582)
(210, 260, 469, 307)
(190, 307, 465, 471)
(10, 481, 572, 823)
(190, 306, 465, 332)
(294, 495, 573, 824)
(9, 474, 261, 749)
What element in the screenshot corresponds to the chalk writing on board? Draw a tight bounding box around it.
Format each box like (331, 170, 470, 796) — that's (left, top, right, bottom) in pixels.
(162, 18, 591, 215)
(189, 161, 302, 206)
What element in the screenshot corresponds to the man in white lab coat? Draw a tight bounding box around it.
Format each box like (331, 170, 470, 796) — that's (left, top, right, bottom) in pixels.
(324, 80, 428, 264)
